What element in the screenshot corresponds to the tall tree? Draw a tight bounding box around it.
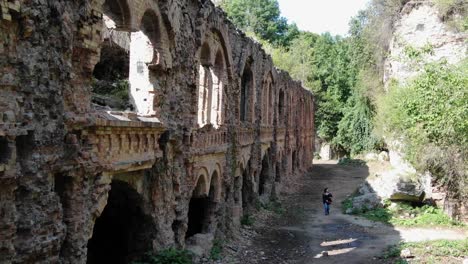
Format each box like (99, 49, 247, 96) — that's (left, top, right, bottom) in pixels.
(220, 0, 298, 46)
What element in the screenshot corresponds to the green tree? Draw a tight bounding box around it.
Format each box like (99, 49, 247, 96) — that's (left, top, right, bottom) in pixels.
(220, 0, 298, 46)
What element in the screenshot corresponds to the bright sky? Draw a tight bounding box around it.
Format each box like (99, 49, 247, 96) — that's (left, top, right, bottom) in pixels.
(277, 0, 370, 36)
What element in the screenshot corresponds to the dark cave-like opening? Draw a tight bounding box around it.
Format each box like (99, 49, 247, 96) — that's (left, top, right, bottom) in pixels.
(87, 180, 153, 264)
(259, 154, 269, 195)
(186, 197, 209, 239)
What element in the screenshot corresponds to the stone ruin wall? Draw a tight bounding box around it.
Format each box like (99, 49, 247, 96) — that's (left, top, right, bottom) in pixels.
(0, 0, 314, 263)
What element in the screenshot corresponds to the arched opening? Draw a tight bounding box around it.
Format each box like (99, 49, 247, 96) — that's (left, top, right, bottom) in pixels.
(197, 43, 213, 127)
(262, 73, 274, 125)
(278, 90, 284, 121)
(187, 175, 209, 238)
(268, 81, 274, 125)
(92, 0, 132, 110)
(102, 0, 130, 28)
(129, 10, 162, 116)
(240, 62, 253, 122)
(259, 152, 270, 195)
(212, 50, 226, 127)
(186, 171, 219, 238)
(87, 180, 155, 264)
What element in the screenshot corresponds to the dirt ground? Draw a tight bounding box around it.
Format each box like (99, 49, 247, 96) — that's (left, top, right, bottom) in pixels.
(216, 160, 467, 264)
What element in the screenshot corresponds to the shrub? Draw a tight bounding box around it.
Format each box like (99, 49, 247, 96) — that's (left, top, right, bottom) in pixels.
(337, 158, 366, 166)
(351, 201, 465, 227)
(240, 214, 255, 226)
(262, 200, 286, 215)
(210, 240, 223, 260)
(376, 60, 468, 200)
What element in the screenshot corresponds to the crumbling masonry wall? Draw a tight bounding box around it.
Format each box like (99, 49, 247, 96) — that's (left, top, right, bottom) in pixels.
(0, 0, 314, 263)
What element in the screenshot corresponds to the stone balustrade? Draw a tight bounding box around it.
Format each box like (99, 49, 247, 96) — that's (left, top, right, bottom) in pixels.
(191, 128, 229, 150)
(237, 128, 255, 146)
(84, 119, 165, 172)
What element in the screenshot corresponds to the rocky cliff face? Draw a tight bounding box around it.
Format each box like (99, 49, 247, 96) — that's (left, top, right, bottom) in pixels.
(384, 1, 467, 86)
(383, 0, 467, 219)
(0, 0, 314, 263)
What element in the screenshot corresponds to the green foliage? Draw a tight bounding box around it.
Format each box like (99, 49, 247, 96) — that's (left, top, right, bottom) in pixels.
(240, 214, 255, 226)
(262, 200, 286, 215)
(92, 78, 130, 107)
(341, 197, 354, 213)
(334, 95, 381, 155)
(382, 239, 468, 263)
(220, 0, 298, 46)
(352, 201, 465, 227)
(337, 158, 366, 166)
(210, 240, 223, 260)
(134, 249, 193, 264)
(402, 43, 434, 63)
(376, 60, 468, 199)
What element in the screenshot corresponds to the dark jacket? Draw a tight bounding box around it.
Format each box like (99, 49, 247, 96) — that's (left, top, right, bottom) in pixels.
(322, 192, 333, 204)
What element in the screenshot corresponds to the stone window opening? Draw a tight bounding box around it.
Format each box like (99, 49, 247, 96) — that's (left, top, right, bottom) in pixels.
(92, 0, 132, 111)
(197, 44, 226, 128)
(278, 90, 285, 122)
(87, 180, 155, 264)
(262, 73, 274, 126)
(129, 10, 165, 116)
(212, 50, 226, 127)
(240, 62, 253, 123)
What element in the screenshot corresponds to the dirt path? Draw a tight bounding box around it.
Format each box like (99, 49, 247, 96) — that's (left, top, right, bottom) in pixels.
(221, 160, 467, 264)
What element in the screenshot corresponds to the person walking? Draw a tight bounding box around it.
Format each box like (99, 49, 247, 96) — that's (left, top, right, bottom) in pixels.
(322, 188, 333, 215)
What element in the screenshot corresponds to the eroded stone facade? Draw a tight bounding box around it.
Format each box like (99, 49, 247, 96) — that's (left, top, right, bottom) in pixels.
(0, 0, 314, 263)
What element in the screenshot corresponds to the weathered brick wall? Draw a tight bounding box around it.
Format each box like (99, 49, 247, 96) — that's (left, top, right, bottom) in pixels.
(0, 0, 314, 263)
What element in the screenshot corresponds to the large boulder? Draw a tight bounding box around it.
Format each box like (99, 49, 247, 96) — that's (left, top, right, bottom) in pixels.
(358, 170, 431, 203)
(352, 193, 382, 211)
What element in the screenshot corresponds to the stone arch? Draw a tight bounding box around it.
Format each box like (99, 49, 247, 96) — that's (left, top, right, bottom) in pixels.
(92, 0, 133, 111)
(262, 72, 275, 125)
(197, 29, 231, 128)
(197, 42, 213, 127)
(140, 10, 162, 64)
(87, 180, 156, 264)
(192, 170, 209, 197)
(212, 49, 226, 127)
(240, 59, 254, 122)
(128, 8, 171, 116)
(102, 0, 131, 29)
(278, 89, 285, 122)
(209, 170, 220, 201)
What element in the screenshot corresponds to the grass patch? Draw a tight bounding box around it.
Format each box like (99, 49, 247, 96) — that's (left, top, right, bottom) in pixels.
(210, 240, 223, 260)
(382, 239, 468, 263)
(338, 158, 366, 166)
(262, 200, 286, 215)
(240, 214, 255, 226)
(133, 248, 193, 264)
(349, 201, 465, 228)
